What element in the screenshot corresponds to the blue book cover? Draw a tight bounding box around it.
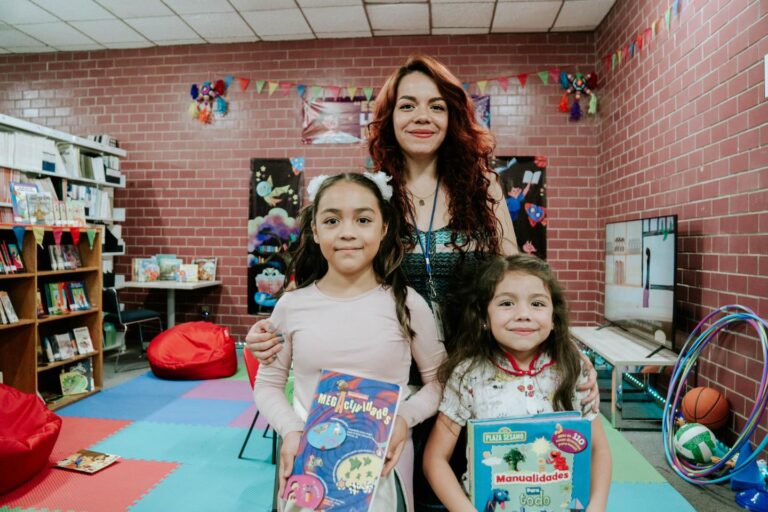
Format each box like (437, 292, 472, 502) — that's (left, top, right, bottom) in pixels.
(285, 370, 401, 512)
(468, 411, 592, 512)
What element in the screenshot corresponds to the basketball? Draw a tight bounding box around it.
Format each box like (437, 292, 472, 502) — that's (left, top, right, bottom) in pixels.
(681, 386, 730, 430)
(674, 423, 717, 464)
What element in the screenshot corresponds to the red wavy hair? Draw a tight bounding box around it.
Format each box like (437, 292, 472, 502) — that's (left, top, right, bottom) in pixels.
(367, 54, 501, 255)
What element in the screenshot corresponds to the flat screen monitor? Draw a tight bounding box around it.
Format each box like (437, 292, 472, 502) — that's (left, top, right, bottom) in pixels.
(604, 215, 677, 349)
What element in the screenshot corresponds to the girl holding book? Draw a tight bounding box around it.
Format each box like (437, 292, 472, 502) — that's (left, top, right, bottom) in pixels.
(253, 172, 447, 512)
(422, 254, 611, 512)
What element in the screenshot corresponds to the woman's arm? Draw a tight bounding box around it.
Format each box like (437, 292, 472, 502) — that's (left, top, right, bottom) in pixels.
(423, 413, 476, 512)
(586, 418, 612, 512)
(487, 171, 519, 255)
(576, 352, 600, 413)
(245, 318, 284, 364)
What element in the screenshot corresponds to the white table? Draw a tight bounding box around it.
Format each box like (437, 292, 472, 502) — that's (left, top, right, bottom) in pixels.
(570, 326, 678, 430)
(121, 280, 222, 328)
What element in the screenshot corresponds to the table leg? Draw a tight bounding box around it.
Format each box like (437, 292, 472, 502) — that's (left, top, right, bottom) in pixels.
(167, 289, 176, 328)
(611, 366, 618, 428)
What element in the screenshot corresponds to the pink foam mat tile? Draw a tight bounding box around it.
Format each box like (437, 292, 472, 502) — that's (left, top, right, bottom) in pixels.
(229, 404, 270, 430)
(182, 379, 254, 401)
(0, 459, 178, 511)
(50, 417, 132, 462)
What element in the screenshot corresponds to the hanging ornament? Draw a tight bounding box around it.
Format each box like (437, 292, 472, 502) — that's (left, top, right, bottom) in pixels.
(558, 72, 598, 121)
(188, 79, 228, 124)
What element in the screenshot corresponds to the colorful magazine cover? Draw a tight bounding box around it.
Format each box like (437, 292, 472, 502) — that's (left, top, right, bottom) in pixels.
(9, 181, 39, 224)
(59, 359, 93, 395)
(468, 412, 592, 512)
(56, 449, 120, 474)
(284, 370, 401, 511)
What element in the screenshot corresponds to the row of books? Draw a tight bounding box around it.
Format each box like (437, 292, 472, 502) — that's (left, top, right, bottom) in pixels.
(9, 181, 87, 226)
(0, 132, 59, 174)
(39, 326, 95, 364)
(66, 183, 112, 221)
(38, 280, 91, 317)
(132, 255, 217, 283)
(58, 143, 122, 184)
(40, 358, 95, 401)
(0, 240, 24, 273)
(0, 290, 19, 324)
(49, 244, 84, 271)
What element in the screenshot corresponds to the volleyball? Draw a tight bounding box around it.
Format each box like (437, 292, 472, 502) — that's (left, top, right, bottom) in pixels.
(681, 386, 730, 430)
(674, 423, 718, 464)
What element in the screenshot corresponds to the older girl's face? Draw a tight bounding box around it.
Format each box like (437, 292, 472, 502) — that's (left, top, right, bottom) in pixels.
(393, 71, 448, 162)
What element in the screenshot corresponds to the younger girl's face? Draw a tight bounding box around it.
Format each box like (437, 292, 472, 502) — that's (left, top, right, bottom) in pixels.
(487, 270, 554, 367)
(312, 181, 387, 280)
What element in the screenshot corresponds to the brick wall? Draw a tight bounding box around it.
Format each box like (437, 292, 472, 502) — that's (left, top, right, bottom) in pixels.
(596, 0, 767, 443)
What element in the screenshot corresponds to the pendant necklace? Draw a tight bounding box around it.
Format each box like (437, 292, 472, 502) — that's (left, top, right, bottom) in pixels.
(409, 187, 436, 207)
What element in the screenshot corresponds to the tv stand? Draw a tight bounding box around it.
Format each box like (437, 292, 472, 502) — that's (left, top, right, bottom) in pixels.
(570, 326, 677, 430)
(646, 345, 666, 358)
(597, 321, 629, 333)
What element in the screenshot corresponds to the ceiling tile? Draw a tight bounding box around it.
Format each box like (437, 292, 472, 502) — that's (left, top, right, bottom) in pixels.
(124, 16, 199, 41)
(54, 43, 105, 51)
(11, 46, 57, 53)
(367, 4, 428, 31)
(492, 1, 560, 32)
(163, 0, 234, 14)
(299, 0, 362, 6)
(93, 0, 174, 18)
(182, 12, 255, 38)
(0, 0, 58, 24)
(69, 19, 146, 43)
(103, 41, 154, 48)
(432, 27, 488, 34)
(16, 22, 96, 46)
(154, 38, 206, 46)
(241, 9, 313, 37)
(430, 0, 492, 3)
(206, 35, 260, 43)
(0, 26, 45, 47)
(316, 30, 372, 38)
(303, 6, 368, 33)
(552, 0, 615, 31)
(232, 0, 297, 10)
(373, 28, 430, 36)
(259, 33, 315, 41)
(32, 0, 115, 21)
(432, 2, 493, 27)
(366, 0, 428, 3)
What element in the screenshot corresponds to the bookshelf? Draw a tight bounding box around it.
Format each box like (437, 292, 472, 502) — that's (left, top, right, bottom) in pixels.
(0, 224, 103, 410)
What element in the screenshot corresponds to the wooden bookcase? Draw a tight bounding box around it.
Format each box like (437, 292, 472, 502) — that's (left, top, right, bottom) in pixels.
(0, 224, 103, 410)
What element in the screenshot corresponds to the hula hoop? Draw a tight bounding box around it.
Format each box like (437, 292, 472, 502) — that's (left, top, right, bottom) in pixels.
(662, 305, 768, 485)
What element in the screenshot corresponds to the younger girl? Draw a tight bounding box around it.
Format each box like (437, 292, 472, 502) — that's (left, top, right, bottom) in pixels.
(423, 254, 611, 512)
(254, 172, 446, 512)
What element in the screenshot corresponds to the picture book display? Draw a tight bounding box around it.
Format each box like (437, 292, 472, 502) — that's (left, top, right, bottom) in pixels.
(284, 370, 401, 511)
(467, 412, 592, 512)
(194, 257, 217, 281)
(56, 449, 120, 474)
(72, 326, 95, 354)
(59, 359, 94, 395)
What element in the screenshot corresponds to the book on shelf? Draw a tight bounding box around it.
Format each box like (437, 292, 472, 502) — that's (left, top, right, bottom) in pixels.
(41, 335, 55, 363)
(467, 411, 592, 512)
(26, 191, 54, 225)
(0, 294, 8, 324)
(46, 282, 68, 315)
(67, 281, 90, 311)
(54, 332, 77, 360)
(72, 326, 95, 354)
(0, 290, 18, 323)
(9, 181, 39, 224)
(6, 242, 24, 271)
(36, 287, 47, 318)
(56, 449, 119, 474)
(65, 200, 86, 227)
(48, 245, 67, 271)
(133, 257, 159, 282)
(179, 263, 199, 283)
(59, 359, 94, 395)
(0, 241, 17, 273)
(156, 254, 181, 281)
(193, 257, 217, 281)
(61, 244, 83, 269)
(283, 370, 401, 511)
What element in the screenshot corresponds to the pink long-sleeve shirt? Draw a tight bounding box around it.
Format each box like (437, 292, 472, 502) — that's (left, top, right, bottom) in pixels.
(254, 283, 447, 510)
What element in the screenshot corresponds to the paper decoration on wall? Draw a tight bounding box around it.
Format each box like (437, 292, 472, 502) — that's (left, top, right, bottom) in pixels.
(491, 156, 547, 259)
(558, 72, 597, 121)
(472, 95, 491, 129)
(248, 158, 303, 314)
(188, 79, 228, 124)
(302, 100, 368, 144)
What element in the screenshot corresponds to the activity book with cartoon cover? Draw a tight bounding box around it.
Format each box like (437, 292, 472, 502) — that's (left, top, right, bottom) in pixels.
(55, 449, 120, 474)
(284, 370, 401, 511)
(468, 411, 592, 512)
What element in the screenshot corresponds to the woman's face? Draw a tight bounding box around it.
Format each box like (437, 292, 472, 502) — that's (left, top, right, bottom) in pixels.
(393, 71, 448, 162)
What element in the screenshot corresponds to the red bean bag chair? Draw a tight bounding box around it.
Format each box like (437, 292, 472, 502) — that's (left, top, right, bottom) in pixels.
(0, 384, 62, 494)
(147, 321, 237, 380)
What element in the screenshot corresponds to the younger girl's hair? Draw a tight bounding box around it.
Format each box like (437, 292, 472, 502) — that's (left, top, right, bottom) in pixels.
(439, 254, 581, 412)
(288, 173, 414, 339)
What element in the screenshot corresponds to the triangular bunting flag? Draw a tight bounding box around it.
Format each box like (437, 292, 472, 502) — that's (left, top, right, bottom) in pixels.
(33, 227, 44, 249)
(238, 77, 251, 91)
(476, 80, 487, 95)
(13, 226, 25, 250)
(280, 82, 293, 95)
(327, 86, 340, 99)
(645, 27, 653, 50)
(637, 34, 644, 52)
(498, 76, 509, 91)
(363, 87, 374, 101)
(347, 86, 357, 99)
(548, 68, 559, 84)
(617, 49, 623, 65)
(630, 42, 635, 58)
(462, 82, 469, 91)
(52, 227, 63, 247)
(296, 84, 306, 97)
(268, 81, 279, 96)
(224, 75, 233, 88)
(517, 74, 528, 88)
(672, 0, 680, 16)
(612, 52, 617, 70)
(664, 7, 671, 30)
(310, 85, 323, 99)
(70, 227, 81, 246)
(255, 80, 266, 93)
(537, 71, 549, 85)
(86, 229, 97, 250)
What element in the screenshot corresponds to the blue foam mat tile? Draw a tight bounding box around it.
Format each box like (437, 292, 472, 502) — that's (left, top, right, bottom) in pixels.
(107, 371, 203, 397)
(129, 459, 275, 512)
(92, 421, 274, 465)
(56, 391, 178, 420)
(143, 397, 252, 426)
(607, 482, 696, 511)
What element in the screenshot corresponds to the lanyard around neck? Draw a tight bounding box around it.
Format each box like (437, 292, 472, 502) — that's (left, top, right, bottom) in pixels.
(408, 178, 441, 299)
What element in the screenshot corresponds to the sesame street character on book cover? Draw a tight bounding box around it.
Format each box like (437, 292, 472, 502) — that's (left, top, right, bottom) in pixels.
(468, 411, 591, 512)
(283, 370, 401, 512)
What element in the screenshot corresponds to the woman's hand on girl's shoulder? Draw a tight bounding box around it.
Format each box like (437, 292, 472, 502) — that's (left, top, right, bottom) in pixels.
(576, 351, 600, 413)
(381, 416, 408, 477)
(245, 318, 284, 365)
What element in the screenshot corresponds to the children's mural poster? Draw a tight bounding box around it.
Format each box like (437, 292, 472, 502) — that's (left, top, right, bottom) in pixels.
(248, 158, 303, 314)
(491, 156, 547, 259)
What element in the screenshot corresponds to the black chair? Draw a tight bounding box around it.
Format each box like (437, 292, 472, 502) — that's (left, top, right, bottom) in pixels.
(102, 287, 163, 369)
